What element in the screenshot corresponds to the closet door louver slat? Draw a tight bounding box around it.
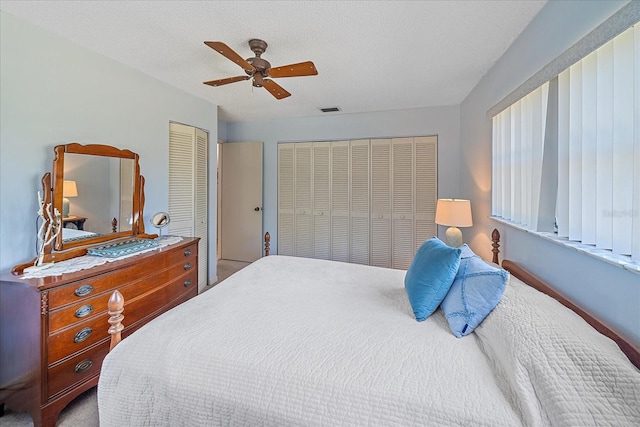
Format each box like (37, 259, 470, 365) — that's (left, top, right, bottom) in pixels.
(295, 143, 313, 258)
(313, 143, 331, 260)
(169, 124, 195, 238)
(350, 140, 370, 265)
(195, 129, 208, 289)
(331, 141, 350, 262)
(278, 144, 295, 256)
(392, 138, 414, 269)
(414, 136, 438, 251)
(370, 139, 392, 268)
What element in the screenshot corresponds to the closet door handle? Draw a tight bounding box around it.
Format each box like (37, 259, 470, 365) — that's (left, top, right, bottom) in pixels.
(254, 207, 260, 211)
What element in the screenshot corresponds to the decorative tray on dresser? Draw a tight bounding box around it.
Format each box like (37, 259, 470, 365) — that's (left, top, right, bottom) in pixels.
(0, 237, 199, 426)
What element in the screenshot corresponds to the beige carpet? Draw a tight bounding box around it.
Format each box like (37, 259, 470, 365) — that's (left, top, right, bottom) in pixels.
(0, 387, 98, 427)
(0, 259, 250, 426)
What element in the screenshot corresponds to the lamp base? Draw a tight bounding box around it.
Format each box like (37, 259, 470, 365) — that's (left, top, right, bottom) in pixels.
(62, 197, 70, 218)
(444, 226, 463, 247)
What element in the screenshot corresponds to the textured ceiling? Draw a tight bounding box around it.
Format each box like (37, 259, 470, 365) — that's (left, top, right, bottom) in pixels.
(0, 0, 546, 123)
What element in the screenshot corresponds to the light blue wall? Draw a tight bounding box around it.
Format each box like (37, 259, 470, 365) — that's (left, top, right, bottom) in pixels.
(226, 106, 461, 253)
(0, 12, 219, 281)
(460, 0, 639, 344)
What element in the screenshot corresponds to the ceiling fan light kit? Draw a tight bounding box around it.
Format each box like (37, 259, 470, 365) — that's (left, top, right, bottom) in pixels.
(203, 39, 318, 99)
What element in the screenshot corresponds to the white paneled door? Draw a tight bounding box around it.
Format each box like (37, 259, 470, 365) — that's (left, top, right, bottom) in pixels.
(278, 136, 437, 268)
(220, 142, 263, 262)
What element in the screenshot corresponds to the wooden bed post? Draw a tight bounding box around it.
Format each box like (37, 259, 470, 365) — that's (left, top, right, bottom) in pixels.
(491, 228, 501, 265)
(264, 232, 270, 256)
(108, 290, 124, 351)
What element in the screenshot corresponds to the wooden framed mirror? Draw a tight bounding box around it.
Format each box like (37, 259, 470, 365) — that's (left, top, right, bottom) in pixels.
(52, 143, 146, 251)
(12, 143, 153, 275)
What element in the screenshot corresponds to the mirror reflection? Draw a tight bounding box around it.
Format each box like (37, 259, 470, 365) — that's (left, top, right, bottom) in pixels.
(61, 154, 135, 242)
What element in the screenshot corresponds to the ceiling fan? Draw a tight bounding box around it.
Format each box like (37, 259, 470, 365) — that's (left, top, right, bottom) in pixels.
(203, 39, 318, 99)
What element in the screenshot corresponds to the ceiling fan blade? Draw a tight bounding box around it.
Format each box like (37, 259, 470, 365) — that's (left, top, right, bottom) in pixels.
(204, 41, 255, 72)
(268, 61, 318, 78)
(203, 75, 250, 87)
(263, 79, 291, 99)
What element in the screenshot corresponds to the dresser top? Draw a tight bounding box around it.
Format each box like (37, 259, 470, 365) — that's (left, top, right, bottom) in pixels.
(1, 237, 199, 291)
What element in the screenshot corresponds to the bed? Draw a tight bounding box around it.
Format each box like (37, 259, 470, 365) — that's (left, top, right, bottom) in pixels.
(97, 232, 640, 426)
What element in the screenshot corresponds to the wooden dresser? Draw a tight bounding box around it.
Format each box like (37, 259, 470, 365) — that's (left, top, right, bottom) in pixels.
(0, 237, 199, 427)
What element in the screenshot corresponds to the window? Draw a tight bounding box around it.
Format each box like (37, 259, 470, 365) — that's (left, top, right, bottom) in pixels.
(492, 21, 640, 266)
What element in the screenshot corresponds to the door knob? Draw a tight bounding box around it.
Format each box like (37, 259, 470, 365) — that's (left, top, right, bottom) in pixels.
(254, 207, 260, 211)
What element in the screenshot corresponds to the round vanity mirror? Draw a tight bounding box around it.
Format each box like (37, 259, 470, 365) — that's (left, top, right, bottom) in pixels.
(151, 212, 170, 237)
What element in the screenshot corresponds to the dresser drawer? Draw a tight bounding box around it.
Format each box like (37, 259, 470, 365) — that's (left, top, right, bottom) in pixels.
(47, 269, 197, 364)
(48, 260, 197, 333)
(48, 313, 110, 364)
(47, 341, 109, 398)
(124, 269, 197, 324)
(48, 242, 197, 309)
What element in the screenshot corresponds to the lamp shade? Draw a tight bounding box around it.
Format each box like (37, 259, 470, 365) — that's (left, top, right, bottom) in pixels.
(435, 199, 472, 227)
(63, 180, 78, 197)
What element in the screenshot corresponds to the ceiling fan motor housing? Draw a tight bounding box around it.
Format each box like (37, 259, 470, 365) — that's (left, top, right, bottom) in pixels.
(246, 39, 271, 87)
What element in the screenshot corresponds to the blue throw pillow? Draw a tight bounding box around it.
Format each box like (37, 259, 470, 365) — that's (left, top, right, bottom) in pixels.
(441, 245, 509, 337)
(404, 237, 462, 321)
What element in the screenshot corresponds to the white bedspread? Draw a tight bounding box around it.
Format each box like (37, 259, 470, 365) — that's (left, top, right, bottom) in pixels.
(98, 255, 640, 426)
(475, 277, 640, 426)
(99, 256, 519, 426)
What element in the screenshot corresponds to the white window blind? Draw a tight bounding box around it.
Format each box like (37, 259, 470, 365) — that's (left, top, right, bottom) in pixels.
(557, 25, 638, 258)
(492, 82, 549, 232)
(492, 22, 640, 264)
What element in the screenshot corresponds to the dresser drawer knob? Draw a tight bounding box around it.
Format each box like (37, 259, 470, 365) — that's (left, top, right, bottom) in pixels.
(74, 304, 93, 318)
(184, 279, 192, 288)
(74, 359, 93, 374)
(74, 284, 94, 297)
(184, 263, 191, 271)
(184, 248, 192, 257)
(74, 327, 93, 343)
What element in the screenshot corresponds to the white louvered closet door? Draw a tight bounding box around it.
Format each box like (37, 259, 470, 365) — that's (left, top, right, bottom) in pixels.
(169, 123, 195, 237)
(194, 128, 208, 290)
(295, 143, 313, 258)
(331, 141, 350, 262)
(414, 136, 438, 250)
(313, 143, 331, 260)
(278, 143, 295, 256)
(169, 122, 209, 292)
(370, 139, 392, 268)
(276, 136, 437, 269)
(350, 140, 370, 265)
(392, 138, 415, 270)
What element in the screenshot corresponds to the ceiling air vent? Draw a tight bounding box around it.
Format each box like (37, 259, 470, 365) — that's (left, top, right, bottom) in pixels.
(319, 107, 341, 113)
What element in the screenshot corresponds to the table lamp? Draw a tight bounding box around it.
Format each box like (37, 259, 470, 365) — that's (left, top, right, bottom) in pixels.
(62, 180, 78, 218)
(435, 199, 472, 247)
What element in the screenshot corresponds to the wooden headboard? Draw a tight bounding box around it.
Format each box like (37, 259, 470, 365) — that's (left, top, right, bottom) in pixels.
(491, 229, 640, 369)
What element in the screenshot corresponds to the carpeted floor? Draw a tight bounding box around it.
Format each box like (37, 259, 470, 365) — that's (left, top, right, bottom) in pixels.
(0, 259, 250, 426)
